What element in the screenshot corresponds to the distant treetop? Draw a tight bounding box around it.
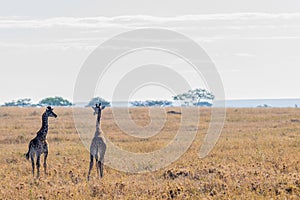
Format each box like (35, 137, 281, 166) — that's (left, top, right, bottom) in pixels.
(86, 97, 110, 107)
(130, 100, 172, 107)
(3, 98, 32, 107)
(39, 96, 73, 107)
(173, 88, 214, 106)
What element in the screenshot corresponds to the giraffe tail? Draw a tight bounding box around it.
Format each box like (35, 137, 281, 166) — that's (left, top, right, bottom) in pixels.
(25, 152, 29, 160)
(25, 141, 32, 160)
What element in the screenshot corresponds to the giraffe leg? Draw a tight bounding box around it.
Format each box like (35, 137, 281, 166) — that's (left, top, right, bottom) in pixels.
(99, 146, 106, 178)
(95, 154, 100, 178)
(43, 142, 49, 175)
(99, 152, 104, 178)
(87, 154, 94, 181)
(44, 151, 48, 175)
(36, 154, 41, 178)
(30, 155, 35, 177)
(99, 160, 104, 178)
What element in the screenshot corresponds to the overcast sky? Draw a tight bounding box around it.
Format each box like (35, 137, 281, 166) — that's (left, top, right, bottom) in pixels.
(0, 0, 300, 104)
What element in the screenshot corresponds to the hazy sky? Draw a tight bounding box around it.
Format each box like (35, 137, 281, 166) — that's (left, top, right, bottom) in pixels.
(0, 0, 300, 104)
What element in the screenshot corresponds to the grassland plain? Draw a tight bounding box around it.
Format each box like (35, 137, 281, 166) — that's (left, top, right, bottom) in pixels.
(0, 107, 299, 199)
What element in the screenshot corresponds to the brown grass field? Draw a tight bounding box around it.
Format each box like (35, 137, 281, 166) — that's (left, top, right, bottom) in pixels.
(0, 107, 299, 199)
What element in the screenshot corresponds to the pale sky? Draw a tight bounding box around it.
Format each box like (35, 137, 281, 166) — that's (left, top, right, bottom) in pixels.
(0, 0, 300, 104)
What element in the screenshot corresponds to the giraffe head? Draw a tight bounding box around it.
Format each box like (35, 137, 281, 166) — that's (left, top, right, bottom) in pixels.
(45, 106, 57, 118)
(92, 103, 105, 117)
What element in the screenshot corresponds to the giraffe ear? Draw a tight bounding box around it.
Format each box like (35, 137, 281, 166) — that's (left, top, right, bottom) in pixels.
(101, 106, 106, 110)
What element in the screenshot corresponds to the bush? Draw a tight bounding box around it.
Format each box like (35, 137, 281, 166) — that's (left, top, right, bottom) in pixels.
(131, 100, 172, 107)
(3, 98, 32, 107)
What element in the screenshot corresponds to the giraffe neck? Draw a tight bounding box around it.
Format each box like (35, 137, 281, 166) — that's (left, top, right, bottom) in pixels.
(37, 112, 48, 139)
(95, 113, 101, 136)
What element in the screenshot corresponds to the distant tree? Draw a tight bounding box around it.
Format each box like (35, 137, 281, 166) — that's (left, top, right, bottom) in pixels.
(194, 102, 213, 107)
(131, 100, 172, 107)
(86, 97, 110, 107)
(4, 98, 32, 107)
(257, 104, 271, 108)
(39, 96, 73, 106)
(173, 88, 214, 106)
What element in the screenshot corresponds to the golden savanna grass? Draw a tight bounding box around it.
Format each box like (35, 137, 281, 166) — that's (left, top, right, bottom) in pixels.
(0, 107, 299, 199)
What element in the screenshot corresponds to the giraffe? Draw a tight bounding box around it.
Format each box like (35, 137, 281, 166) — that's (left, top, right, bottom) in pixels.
(25, 106, 57, 178)
(87, 103, 107, 181)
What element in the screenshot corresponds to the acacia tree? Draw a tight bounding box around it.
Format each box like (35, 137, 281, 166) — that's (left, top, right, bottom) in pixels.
(39, 96, 73, 106)
(173, 88, 214, 106)
(86, 97, 110, 107)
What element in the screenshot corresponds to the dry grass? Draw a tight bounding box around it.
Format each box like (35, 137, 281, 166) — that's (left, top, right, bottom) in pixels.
(0, 107, 299, 199)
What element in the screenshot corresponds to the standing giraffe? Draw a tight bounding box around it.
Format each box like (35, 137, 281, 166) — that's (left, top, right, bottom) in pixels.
(87, 103, 107, 180)
(25, 106, 57, 178)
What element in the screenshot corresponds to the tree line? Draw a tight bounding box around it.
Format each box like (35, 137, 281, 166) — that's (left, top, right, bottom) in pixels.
(2, 97, 73, 107)
(2, 88, 214, 107)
